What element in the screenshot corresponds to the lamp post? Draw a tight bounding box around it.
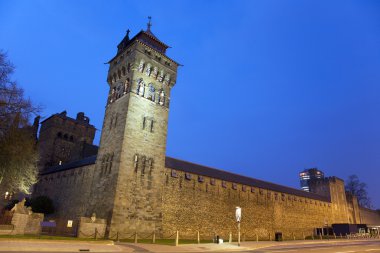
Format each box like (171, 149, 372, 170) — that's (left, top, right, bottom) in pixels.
(235, 206, 242, 247)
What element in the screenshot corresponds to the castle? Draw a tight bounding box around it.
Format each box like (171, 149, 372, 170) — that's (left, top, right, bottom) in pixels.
(33, 23, 380, 239)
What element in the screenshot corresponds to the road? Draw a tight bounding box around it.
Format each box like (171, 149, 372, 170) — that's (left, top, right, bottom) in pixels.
(246, 240, 380, 253)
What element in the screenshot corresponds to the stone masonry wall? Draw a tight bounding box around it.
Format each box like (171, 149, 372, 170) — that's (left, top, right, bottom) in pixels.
(34, 164, 95, 219)
(161, 169, 336, 240)
(360, 207, 380, 225)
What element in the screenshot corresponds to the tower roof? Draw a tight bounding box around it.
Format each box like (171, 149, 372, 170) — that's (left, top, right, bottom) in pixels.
(113, 18, 171, 63)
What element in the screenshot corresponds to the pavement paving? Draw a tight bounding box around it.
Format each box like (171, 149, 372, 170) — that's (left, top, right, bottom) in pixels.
(0, 238, 378, 252)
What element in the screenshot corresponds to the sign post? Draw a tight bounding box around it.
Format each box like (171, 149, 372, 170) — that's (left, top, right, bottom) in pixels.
(235, 206, 242, 247)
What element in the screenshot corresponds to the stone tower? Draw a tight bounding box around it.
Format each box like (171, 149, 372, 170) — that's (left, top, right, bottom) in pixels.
(38, 111, 97, 170)
(86, 22, 179, 236)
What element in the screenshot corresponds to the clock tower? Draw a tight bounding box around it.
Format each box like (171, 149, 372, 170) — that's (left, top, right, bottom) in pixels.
(86, 20, 179, 235)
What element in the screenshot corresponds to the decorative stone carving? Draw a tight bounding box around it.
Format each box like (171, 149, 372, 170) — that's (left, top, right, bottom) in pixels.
(153, 67, 158, 78)
(148, 83, 155, 101)
(163, 74, 170, 86)
(11, 199, 29, 214)
(145, 64, 151, 76)
(159, 90, 165, 105)
(91, 213, 96, 223)
(138, 60, 145, 72)
(110, 87, 116, 103)
(158, 70, 164, 82)
(137, 79, 145, 96)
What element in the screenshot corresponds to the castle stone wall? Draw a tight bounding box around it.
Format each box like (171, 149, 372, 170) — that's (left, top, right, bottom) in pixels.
(360, 207, 380, 225)
(34, 163, 95, 219)
(161, 169, 335, 240)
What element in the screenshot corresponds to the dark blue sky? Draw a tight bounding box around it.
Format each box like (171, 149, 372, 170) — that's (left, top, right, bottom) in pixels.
(1, 1, 379, 208)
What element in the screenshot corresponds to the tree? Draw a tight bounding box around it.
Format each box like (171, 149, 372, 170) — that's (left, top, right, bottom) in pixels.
(0, 50, 40, 195)
(345, 174, 372, 208)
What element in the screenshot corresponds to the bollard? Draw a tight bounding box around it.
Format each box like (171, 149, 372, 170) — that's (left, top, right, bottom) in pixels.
(334, 233, 336, 239)
(346, 233, 349, 239)
(175, 231, 179, 246)
(134, 232, 138, 243)
(256, 234, 258, 242)
(116, 231, 119, 242)
(152, 232, 156, 244)
(95, 228, 98, 240)
(229, 232, 232, 243)
(319, 234, 322, 240)
(340, 233, 342, 239)
(302, 232, 305, 240)
(197, 231, 200, 244)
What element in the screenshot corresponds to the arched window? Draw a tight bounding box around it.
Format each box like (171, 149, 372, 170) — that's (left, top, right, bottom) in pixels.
(57, 132, 62, 138)
(121, 66, 126, 76)
(117, 69, 121, 79)
(63, 134, 68, 140)
(124, 78, 130, 94)
(141, 156, 146, 175)
(127, 63, 131, 72)
(113, 73, 117, 82)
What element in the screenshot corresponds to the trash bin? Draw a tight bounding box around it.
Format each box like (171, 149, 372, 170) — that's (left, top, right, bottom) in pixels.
(275, 232, 283, 241)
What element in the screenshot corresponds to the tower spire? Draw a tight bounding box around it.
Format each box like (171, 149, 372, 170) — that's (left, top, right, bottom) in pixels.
(147, 16, 152, 32)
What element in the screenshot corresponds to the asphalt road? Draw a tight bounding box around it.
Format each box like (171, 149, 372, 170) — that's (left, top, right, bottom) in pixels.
(247, 240, 380, 253)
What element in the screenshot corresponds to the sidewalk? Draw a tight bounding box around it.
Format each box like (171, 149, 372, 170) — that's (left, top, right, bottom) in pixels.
(0, 238, 378, 252)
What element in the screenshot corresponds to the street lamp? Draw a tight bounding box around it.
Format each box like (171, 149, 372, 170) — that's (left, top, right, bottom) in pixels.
(235, 206, 241, 246)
